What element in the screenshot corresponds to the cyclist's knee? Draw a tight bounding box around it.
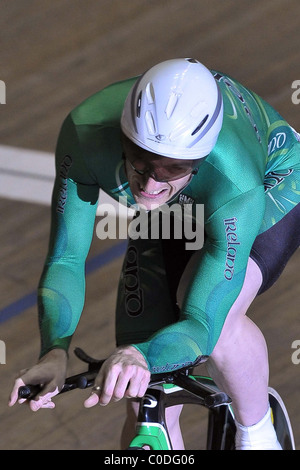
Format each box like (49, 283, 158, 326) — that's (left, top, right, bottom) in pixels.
(212, 258, 263, 351)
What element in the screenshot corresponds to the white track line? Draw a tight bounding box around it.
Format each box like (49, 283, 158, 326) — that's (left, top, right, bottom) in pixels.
(0, 145, 55, 205)
(0, 145, 133, 218)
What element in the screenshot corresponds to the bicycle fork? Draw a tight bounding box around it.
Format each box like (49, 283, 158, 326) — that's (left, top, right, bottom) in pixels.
(128, 387, 173, 450)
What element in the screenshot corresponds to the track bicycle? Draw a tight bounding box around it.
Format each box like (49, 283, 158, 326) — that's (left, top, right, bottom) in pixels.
(18, 347, 296, 450)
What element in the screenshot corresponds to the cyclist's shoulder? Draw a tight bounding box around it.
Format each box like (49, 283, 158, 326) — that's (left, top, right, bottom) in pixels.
(211, 68, 260, 106)
(212, 69, 298, 153)
(209, 70, 267, 157)
(55, 76, 138, 185)
(70, 76, 138, 127)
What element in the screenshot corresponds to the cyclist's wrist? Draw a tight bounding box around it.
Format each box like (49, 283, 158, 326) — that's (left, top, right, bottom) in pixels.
(39, 336, 72, 359)
(38, 347, 68, 365)
(130, 344, 151, 370)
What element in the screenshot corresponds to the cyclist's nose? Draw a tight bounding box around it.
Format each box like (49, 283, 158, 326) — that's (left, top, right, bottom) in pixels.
(142, 174, 164, 191)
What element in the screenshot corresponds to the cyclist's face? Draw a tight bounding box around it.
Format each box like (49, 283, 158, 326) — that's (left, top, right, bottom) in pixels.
(123, 139, 197, 210)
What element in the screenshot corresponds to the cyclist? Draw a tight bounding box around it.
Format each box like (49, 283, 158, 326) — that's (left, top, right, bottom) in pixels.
(9, 58, 300, 450)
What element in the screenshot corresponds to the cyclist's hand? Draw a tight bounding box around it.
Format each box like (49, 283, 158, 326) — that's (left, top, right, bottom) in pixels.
(8, 348, 68, 411)
(84, 345, 150, 407)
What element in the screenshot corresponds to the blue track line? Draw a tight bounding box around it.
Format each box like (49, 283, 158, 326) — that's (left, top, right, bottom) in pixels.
(0, 240, 127, 324)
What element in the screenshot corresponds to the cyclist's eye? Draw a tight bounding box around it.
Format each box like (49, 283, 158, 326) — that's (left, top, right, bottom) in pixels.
(127, 155, 194, 182)
(132, 160, 147, 172)
(155, 166, 191, 179)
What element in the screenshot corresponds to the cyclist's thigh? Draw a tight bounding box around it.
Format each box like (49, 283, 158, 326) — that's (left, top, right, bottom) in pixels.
(250, 168, 300, 294)
(115, 224, 195, 346)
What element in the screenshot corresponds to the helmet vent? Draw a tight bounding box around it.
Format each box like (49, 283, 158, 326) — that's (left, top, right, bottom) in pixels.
(145, 110, 157, 135)
(165, 92, 179, 119)
(186, 58, 199, 64)
(136, 91, 142, 118)
(145, 82, 155, 104)
(191, 114, 209, 136)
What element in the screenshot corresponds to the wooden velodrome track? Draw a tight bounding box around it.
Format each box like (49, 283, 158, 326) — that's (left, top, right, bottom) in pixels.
(0, 0, 299, 450)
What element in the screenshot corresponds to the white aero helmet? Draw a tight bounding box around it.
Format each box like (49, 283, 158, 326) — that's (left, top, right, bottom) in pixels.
(121, 58, 223, 160)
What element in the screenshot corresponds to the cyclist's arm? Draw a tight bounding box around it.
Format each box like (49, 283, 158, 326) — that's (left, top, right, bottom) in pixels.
(38, 178, 98, 357)
(38, 114, 99, 357)
(133, 186, 266, 373)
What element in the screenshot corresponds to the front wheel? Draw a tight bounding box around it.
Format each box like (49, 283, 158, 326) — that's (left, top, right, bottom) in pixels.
(268, 387, 295, 450)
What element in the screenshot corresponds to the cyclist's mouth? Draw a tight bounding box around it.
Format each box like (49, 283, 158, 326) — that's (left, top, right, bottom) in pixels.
(139, 187, 169, 199)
